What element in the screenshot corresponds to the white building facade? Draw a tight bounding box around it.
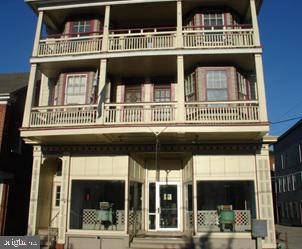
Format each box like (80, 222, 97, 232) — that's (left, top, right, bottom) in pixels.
(21, 0, 276, 248)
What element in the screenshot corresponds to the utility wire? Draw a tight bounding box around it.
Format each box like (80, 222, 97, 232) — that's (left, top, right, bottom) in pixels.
(270, 115, 302, 125)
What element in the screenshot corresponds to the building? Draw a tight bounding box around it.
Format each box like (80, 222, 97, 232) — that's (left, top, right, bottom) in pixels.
(274, 119, 302, 226)
(21, 0, 276, 248)
(0, 73, 32, 235)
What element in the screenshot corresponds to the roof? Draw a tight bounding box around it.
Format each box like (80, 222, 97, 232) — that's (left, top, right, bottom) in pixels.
(0, 73, 29, 94)
(277, 118, 302, 142)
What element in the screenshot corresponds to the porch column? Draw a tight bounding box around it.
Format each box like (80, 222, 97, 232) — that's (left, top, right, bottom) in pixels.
(177, 56, 185, 122)
(250, 0, 261, 46)
(97, 59, 107, 123)
(255, 145, 276, 248)
(32, 11, 44, 57)
(176, 0, 183, 48)
(38, 73, 50, 106)
(27, 146, 42, 235)
(255, 54, 268, 122)
(57, 152, 71, 245)
(102, 5, 111, 52)
(22, 64, 38, 128)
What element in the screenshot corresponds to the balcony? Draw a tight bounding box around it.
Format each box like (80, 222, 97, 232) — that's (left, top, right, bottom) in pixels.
(29, 101, 259, 128)
(38, 34, 103, 57)
(36, 26, 255, 57)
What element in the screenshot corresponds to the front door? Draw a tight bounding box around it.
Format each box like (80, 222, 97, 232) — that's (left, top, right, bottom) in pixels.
(148, 182, 180, 231)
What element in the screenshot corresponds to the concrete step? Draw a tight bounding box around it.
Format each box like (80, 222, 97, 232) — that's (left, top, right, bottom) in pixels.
(130, 237, 189, 249)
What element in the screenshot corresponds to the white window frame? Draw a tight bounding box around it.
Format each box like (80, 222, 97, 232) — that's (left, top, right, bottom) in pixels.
(203, 13, 224, 29)
(206, 70, 228, 101)
(53, 183, 61, 208)
(72, 20, 91, 36)
(64, 74, 88, 105)
(185, 72, 195, 97)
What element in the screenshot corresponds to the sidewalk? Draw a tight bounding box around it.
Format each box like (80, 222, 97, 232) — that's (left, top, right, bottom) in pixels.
(276, 225, 302, 249)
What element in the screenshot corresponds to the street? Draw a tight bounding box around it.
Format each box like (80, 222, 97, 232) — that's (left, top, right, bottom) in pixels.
(276, 225, 302, 249)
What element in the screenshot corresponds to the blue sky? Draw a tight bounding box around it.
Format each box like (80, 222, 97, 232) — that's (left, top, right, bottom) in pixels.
(0, 1, 301, 136)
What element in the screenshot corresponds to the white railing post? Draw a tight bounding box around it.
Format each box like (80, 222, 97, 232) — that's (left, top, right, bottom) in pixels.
(250, 0, 261, 47)
(176, 0, 183, 48)
(32, 10, 44, 56)
(102, 5, 111, 52)
(97, 59, 107, 123)
(22, 64, 38, 128)
(255, 54, 268, 122)
(177, 56, 185, 122)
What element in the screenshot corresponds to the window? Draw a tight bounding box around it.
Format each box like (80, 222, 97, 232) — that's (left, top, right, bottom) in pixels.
(206, 71, 228, 101)
(281, 153, 285, 169)
(283, 177, 287, 192)
(72, 20, 91, 36)
(54, 185, 61, 207)
(203, 13, 224, 29)
(154, 86, 171, 102)
(125, 85, 141, 103)
(185, 72, 195, 100)
(65, 74, 87, 105)
(278, 178, 282, 193)
(69, 180, 125, 231)
(287, 175, 292, 191)
(237, 73, 250, 100)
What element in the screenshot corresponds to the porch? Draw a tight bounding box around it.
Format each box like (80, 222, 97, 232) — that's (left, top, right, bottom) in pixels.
(29, 100, 259, 127)
(36, 26, 255, 57)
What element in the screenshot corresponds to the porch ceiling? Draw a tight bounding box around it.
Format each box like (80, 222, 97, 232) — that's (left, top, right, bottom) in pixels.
(23, 128, 267, 145)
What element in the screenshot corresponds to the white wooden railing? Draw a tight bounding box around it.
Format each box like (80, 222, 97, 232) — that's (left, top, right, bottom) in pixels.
(103, 102, 177, 124)
(30, 105, 98, 127)
(108, 29, 176, 51)
(183, 28, 255, 48)
(185, 101, 259, 123)
(38, 35, 103, 57)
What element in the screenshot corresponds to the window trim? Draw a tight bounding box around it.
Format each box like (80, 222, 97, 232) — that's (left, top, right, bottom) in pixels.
(70, 19, 94, 37)
(202, 12, 225, 29)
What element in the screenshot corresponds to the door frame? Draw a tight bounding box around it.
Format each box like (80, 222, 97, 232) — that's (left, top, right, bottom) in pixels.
(147, 181, 181, 232)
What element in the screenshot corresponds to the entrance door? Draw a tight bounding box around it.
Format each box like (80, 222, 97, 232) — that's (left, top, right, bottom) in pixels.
(148, 182, 180, 231)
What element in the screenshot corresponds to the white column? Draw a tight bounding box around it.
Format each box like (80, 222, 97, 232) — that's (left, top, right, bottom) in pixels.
(177, 56, 185, 122)
(22, 64, 38, 128)
(57, 152, 71, 245)
(97, 59, 107, 123)
(102, 5, 111, 52)
(255, 145, 276, 248)
(250, 0, 261, 46)
(105, 81, 111, 103)
(38, 73, 50, 106)
(255, 54, 268, 122)
(176, 0, 183, 48)
(32, 11, 44, 56)
(27, 146, 42, 235)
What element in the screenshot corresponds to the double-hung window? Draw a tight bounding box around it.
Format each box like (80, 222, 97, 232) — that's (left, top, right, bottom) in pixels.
(154, 86, 171, 103)
(72, 20, 91, 36)
(206, 71, 228, 101)
(65, 74, 87, 105)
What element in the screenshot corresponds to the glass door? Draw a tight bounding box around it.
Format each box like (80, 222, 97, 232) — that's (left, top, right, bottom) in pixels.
(157, 183, 179, 230)
(148, 182, 180, 231)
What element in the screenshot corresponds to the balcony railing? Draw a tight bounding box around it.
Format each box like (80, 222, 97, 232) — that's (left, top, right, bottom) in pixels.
(30, 105, 98, 127)
(197, 210, 251, 232)
(103, 102, 177, 124)
(36, 25, 255, 57)
(185, 101, 259, 123)
(183, 25, 255, 49)
(28, 101, 260, 128)
(38, 35, 103, 57)
(108, 28, 176, 52)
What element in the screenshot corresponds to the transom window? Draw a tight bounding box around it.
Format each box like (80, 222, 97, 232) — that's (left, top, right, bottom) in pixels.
(203, 13, 224, 28)
(154, 86, 171, 102)
(72, 20, 91, 35)
(65, 74, 87, 105)
(55, 185, 61, 207)
(206, 71, 228, 101)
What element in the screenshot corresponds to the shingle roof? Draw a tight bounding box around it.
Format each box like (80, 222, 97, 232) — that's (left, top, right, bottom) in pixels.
(0, 73, 29, 94)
